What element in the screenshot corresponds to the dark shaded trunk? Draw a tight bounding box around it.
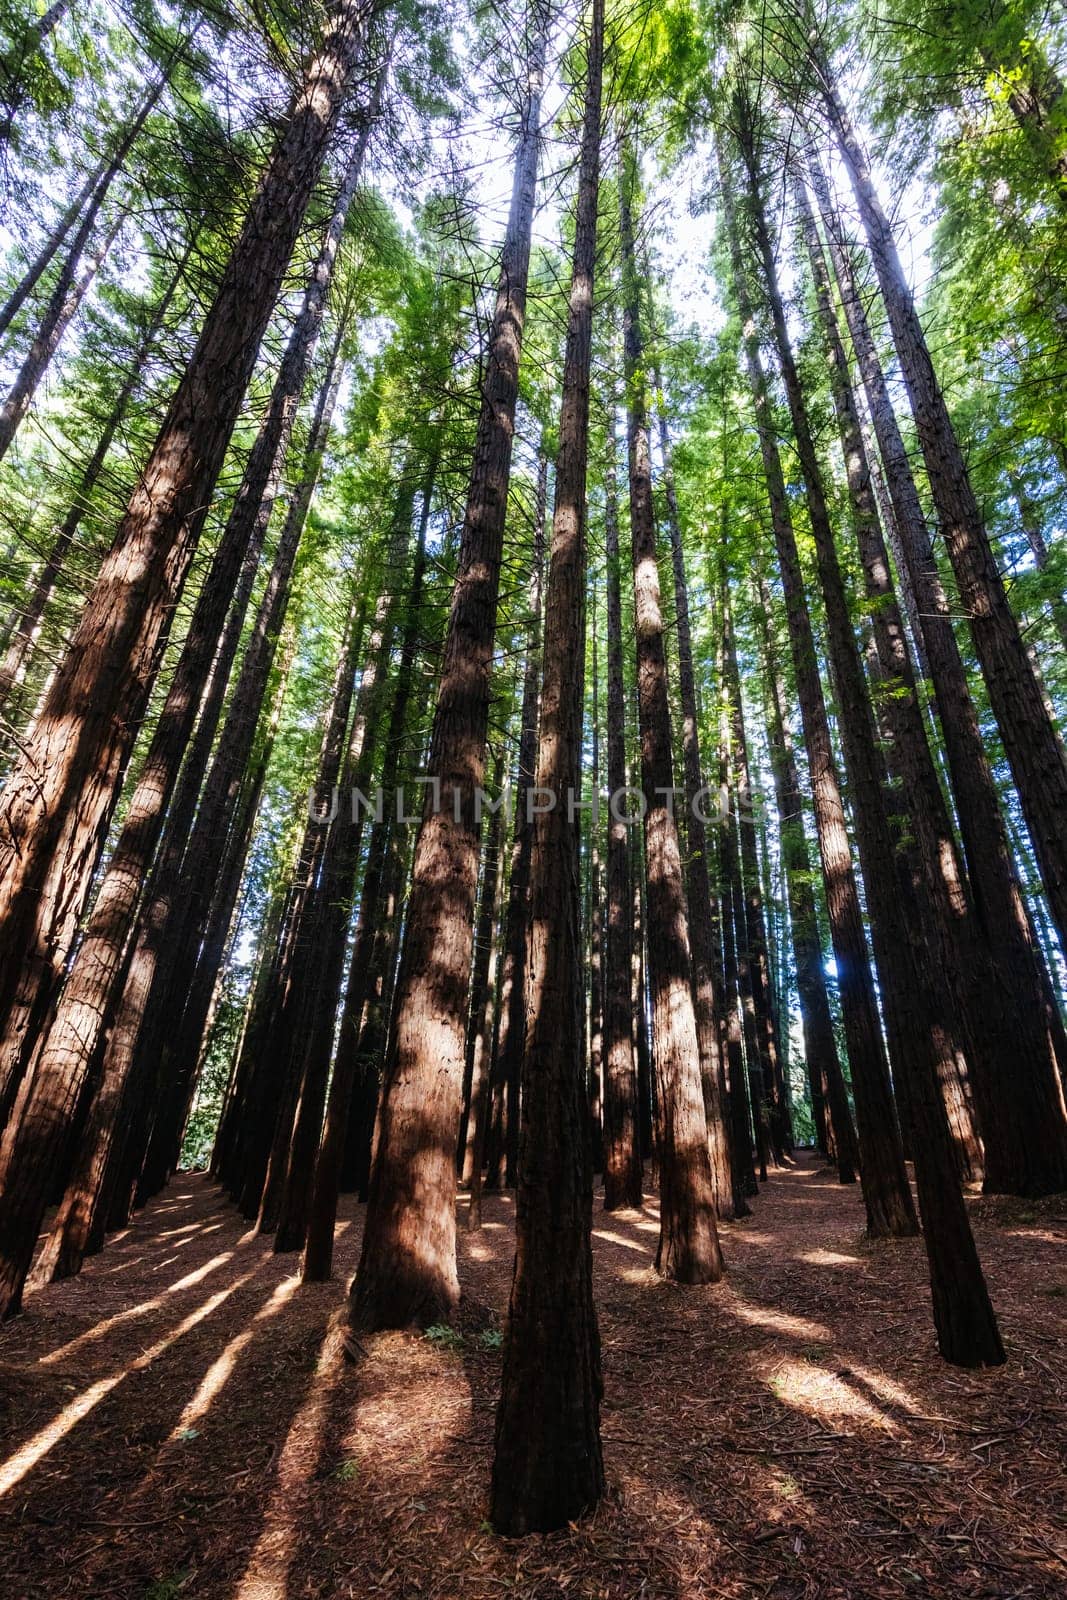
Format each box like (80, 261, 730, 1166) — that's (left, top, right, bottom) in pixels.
(737, 109, 1002, 1365)
(491, 0, 606, 1524)
(0, 5, 371, 1256)
(820, 70, 1067, 961)
(752, 576, 858, 1183)
(620, 139, 723, 1285)
(721, 141, 915, 1240)
(807, 145, 1067, 1196)
(487, 451, 548, 1192)
(602, 417, 642, 1211)
(0, 155, 105, 343)
(349, 0, 550, 1333)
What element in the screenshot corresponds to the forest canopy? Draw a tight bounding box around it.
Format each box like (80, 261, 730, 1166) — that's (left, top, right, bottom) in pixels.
(0, 0, 1065, 1586)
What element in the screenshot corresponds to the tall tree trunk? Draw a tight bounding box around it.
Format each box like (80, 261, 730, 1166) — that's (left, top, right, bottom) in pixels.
(491, 0, 606, 1526)
(723, 596, 789, 1164)
(77, 354, 347, 1256)
(652, 367, 734, 1216)
(0, 5, 371, 1199)
(488, 450, 548, 1192)
(752, 576, 858, 1183)
(586, 600, 604, 1173)
(348, 0, 550, 1334)
(807, 146, 1067, 1195)
(797, 180, 984, 1185)
(620, 138, 723, 1285)
(459, 752, 506, 1182)
(302, 444, 437, 1281)
(721, 142, 916, 1240)
(819, 69, 1067, 957)
(737, 111, 1003, 1364)
(602, 416, 642, 1211)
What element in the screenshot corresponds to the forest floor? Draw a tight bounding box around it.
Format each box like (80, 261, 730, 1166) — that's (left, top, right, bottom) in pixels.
(0, 1157, 1065, 1599)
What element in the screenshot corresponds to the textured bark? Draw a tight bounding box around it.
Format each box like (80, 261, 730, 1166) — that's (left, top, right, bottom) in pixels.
(601, 418, 642, 1211)
(808, 147, 1067, 1195)
(587, 610, 604, 1173)
(739, 113, 1002, 1363)
(752, 578, 858, 1183)
(98, 359, 347, 1243)
(491, 0, 606, 1523)
(653, 370, 734, 1216)
(348, 0, 550, 1333)
(821, 72, 1067, 959)
(620, 140, 723, 1286)
(0, 5, 371, 1242)
(0, 246, 190, 721)
(488, 451, 548, 1191)
(720, 139, 916, 1240)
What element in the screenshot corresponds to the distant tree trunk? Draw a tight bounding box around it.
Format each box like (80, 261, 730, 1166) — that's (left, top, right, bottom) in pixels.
(602, 417, 642, 1211)
(723, 598, 789, 1164)
(797, 180, 984, 1185)
(488, 451, 548, 1191)
(752, 576, 858, 1183)
(820, 68, 1067, 959)
(652, 369, 734, 1217)
(620, 139, 723, 1286)
(587, 602, 604, 1173)
(0, 155, 106, 342)
(89, 356, 347, 1247)
(303, 445, 437, 1281)
(464, 826, 506, 1232)
(0, 246, 190, 720)
(632, 829, 653, 1162)
(348, 0, 550, 1334)
(491, 0, 606, 1525)
(0, 5, 371, 1224)
(0, 0, 73, 139)
(459, 752, 507, 1181)
(1007, 468, 1067, 650)
(0, 66, 172, 462)
(719, 138, 916, 1240)
(738, 111, 1003, 1364)
(807, 145, 1067, 1195)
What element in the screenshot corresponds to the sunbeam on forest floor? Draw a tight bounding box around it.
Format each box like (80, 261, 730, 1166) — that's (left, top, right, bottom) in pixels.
(1, 1156, 1065, 1599)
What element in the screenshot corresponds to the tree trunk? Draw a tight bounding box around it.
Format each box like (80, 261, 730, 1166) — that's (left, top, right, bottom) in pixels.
(620, 139, 723, 1286)
(653, 369, 734, 1216)
(0, 66, 172, 462)
(0, 4, 371, 1212)
(602, 415, 642, 1211)
(737, 109, 1003, 1363)
(752, 576, 859, 1183)
(820, 70, 1067, 958)
(807, 144, 1067, 1195)
(491, 0, 606, 1524)
(348, 0, 550, 1334)
(797, 179, 985, 1186)
(722, 142, 915, 1238)
(488, 451, 548, 1192)
(0, 155, 105, 341)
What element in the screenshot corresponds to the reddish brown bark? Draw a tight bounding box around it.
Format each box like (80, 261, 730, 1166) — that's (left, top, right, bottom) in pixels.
(620, 139, 723, 1285)
(0, 7, 371, 1264)
(348, 0, 550, 1333)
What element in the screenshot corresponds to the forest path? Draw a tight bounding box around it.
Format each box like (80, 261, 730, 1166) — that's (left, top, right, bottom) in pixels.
(0, 1155, 1064, 1598)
